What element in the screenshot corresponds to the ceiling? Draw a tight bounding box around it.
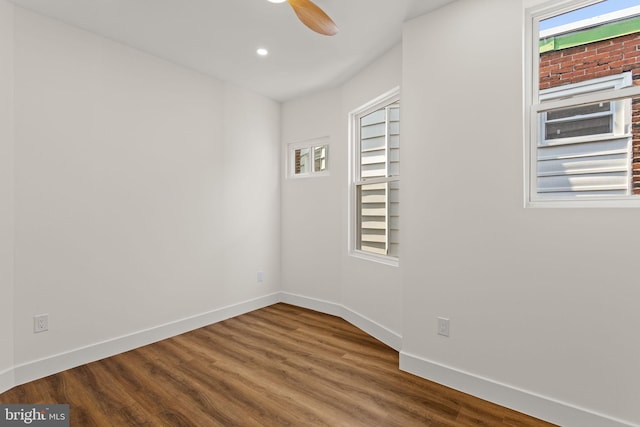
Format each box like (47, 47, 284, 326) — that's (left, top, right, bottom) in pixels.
(9, 0, 454, 101)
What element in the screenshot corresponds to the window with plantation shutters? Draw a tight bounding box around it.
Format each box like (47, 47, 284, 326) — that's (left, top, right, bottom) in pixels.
(350, 88, 399, 264)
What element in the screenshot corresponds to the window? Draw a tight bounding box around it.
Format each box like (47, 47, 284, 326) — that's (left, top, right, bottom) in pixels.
(349, 88, 400, 264)
(526, 0, 640, 206)
(287, 137, 329, 178)
(537, 74, 632, 196)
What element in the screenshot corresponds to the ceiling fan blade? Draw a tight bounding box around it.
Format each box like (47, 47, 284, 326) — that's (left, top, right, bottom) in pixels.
(287, 0, 338, 36)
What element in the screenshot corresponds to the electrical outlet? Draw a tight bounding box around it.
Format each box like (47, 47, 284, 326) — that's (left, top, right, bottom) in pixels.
(257, 271, 264, 283)
(437, 317, 450, 337)
(34, 314, 49, 333)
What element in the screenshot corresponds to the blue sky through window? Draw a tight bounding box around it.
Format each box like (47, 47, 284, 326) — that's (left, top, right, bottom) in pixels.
(540, 0, 640, 30)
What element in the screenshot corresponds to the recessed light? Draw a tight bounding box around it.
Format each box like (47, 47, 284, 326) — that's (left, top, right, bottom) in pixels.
(267, 0, 287, 3)
(256, 48, 269, 56)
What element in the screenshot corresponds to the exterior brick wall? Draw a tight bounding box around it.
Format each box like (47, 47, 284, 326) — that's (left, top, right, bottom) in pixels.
(540, 33, 640, 194)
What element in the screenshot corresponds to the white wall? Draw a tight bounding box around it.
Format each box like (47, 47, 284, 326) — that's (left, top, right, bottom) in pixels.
(340, 45, 403, 341)
(401, 1, 640, 426)
(281, 45, 403, 346)
(0, 0, 15, 390)
(222, 83, 281, 300)
(9, 7, 280, 382)
(6, 2, 637, 425)
(281, 88, 342, 304)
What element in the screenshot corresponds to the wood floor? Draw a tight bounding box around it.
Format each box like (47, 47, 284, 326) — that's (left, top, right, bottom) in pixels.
(0, 303, 557, 426)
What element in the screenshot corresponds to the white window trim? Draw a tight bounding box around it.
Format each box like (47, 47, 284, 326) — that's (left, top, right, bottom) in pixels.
(525, 0, 640, 208)
(348, 87, 400, 266)
(286, 137, 330, 179)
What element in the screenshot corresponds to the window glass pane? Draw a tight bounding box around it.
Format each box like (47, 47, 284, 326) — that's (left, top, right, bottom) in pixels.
(546, 102, 610, 121)
(294, 147, 310, 174)
(538, 0, 640, 94)
(388, 181, 400, 257)
(388, 104, 400, 178)
(535, 0, 640, 198)
(545, 115, 612, 140)
(359, 101, 400, 180)
(536, 95, 640, 197)
(357, 183, 388, 255)
(356, 181, 399, 257)
(313, 145, 328, 172)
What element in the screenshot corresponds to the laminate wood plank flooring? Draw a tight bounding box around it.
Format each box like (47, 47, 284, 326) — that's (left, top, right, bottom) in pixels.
(0, 303, 557, 426)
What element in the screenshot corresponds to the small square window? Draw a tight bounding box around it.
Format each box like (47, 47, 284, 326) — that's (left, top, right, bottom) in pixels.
(287, 138, 329, 178)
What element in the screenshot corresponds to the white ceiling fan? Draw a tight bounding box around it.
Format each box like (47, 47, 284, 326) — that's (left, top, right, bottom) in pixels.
(269, 0, 338, 36)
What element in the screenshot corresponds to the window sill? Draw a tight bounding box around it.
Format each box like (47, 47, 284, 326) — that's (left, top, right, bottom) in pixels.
(350, 250, 399, 267)
(287, 171, 330, 180)
(526, 197, 640, 208)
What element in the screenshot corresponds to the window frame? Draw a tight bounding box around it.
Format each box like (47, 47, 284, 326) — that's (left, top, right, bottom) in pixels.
(348, 87, 400, 266)
(525, 0, 640, 207)
(539, 74, 630, 146)
(286, 137, 330, 179)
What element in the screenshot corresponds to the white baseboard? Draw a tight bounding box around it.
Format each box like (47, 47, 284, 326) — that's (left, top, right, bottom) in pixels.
(11, 292, 281, 390)
(279, 292, 343, 317)
(400, 351, 638, 427)
(6, 291, 405, 393)
(340, 305, 402, 351)
(6, 293, 631, 427)
(280, 292, 402, 351)
(5, 291, 401, 394)
(0, 367, 14, 394)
